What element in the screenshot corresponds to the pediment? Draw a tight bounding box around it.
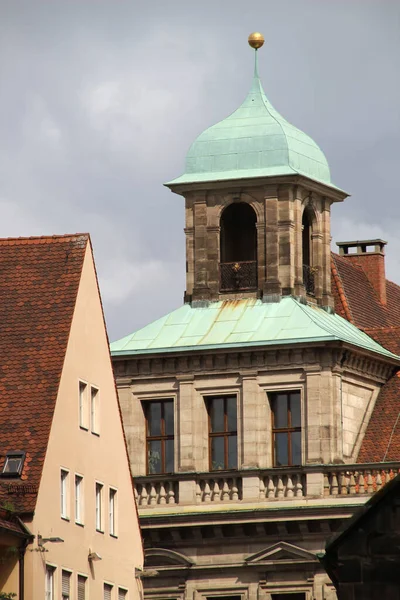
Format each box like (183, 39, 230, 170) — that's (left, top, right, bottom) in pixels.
(144, 548, 193, 568)
(245, 542, 317, 564)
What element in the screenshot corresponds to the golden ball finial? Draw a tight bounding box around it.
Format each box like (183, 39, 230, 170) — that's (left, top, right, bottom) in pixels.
(248, 32, 264, 50)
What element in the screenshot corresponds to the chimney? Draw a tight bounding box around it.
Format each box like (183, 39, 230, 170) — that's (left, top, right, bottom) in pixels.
(336, 239, 387, 305)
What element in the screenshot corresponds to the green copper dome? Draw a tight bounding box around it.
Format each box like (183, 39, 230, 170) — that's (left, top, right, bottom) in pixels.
(167, 54, 331, 187)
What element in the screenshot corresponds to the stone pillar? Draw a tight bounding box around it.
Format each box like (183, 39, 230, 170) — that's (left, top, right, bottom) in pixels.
(117, 382, 146, 476)
(241, 373, 268, 468)
(177, 375, 196, 472)
(206, 225, 220, 300)
(321, 198, 333, 307)
(184, 197, 195, 300)
(278, 185, 296, 295)
(293, 190, 304, 296)
(192, 195, 210, 300)
(264, 186, 281, 297)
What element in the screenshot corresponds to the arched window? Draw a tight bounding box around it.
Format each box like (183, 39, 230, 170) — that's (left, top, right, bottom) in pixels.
(302, 209, 314, 295)
(220, 203, 257, 292)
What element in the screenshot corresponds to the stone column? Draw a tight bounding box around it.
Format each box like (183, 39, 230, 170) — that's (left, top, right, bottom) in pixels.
(321, 198, 333, 307)
(176, 375, 197, 504)
(184, 196, 195, 301)
(264, 185, 281, 297)
(192, 194, 210, 300)
(117, 382, 146, 476)
(293, 189, 304, 296)
(206, 225, 220, 300)
(278, 185, 296, 295)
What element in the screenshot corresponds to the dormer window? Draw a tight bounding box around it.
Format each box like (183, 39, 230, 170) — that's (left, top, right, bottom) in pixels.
(1, 451, 25, 477)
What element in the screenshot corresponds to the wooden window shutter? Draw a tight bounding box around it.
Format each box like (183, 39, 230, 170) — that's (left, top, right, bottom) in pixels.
(62, 571, 70, 598)
(104, 583, 113, 600)
(77, 575, 86, 600)
(118, 589, 127, 600)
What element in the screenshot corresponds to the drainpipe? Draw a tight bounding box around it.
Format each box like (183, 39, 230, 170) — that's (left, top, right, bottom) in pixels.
(19, 543, 26, 600)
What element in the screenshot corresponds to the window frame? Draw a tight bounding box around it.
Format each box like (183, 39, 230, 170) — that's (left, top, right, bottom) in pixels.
(270, 390, 302, 467)
(61, 568, 72, 600)
(207, 395, 238, 471)
(90, 385, 100, 436)
(75, 473, 84, 525)
(60, 468, 70, 520)
(109, 487, 117, 537)
(79, 380, 89, 430)
(45, 564, 56, 600)
(104, 581, 114, 600)
(77, 573, 88, 600)
(1, 451, 26, 478)
(95, 481, 104, 533)
(144, 399, 174, 475)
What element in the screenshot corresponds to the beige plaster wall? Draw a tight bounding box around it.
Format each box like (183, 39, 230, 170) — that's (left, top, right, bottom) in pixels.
(24, 244, 143, 599)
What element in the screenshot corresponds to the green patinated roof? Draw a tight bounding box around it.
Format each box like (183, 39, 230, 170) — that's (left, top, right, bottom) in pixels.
(166, 53, 334, 189)
(110, 297, 399, 361)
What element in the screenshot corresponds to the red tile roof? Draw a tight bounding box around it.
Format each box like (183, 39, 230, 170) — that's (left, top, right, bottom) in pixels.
(0, 234, 88, 514)
(331, 254, 400, 462)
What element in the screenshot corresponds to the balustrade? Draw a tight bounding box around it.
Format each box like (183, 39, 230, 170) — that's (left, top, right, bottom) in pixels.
(196, 475, 242, 502)
(133, 462, 400, 508)
(323, 464, 400, 496)
(259, 470, 305, 500)
(134, 478, 178, 507)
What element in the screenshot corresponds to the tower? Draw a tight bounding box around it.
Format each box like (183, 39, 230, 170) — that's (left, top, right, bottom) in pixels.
(166, 35, 347, 307)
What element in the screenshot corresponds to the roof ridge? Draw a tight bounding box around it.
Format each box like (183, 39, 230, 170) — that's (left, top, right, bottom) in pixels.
(0, 233, 89, 243)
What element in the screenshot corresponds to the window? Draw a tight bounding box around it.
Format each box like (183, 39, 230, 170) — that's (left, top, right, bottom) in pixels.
(104, 583, 114, 600)
(91, 386, 100, 435)
(145, 400, 174, 474)
(96, 482, 103, 532)
(62, 570, 71, 600)
(1, 451, 25, 477)
(77, 575, 87, 600)
(207, 396, 237, 470)
(118, 588, 128, 600)
(109, 488, 117, 536)
(61, 469, 69, 519)
(270, 391, 301, 467)
(75, 474, 84, 525)
(45, 565, 55, 600)
(79, 381, 88, 429)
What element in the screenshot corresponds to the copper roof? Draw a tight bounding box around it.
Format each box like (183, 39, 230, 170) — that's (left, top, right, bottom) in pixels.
(0, 234, 88, 513)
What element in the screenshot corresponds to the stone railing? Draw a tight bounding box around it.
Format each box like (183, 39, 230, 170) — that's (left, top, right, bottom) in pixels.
(259, 469, 306, 499)
(195, 474, 242, 502)
(323, 463, 400, 496)
(134, 477, 178, 506)
(133, 462, 400, 508)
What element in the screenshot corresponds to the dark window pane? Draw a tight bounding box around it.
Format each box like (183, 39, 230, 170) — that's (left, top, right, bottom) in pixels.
(228, 435, 237, 469)
(273, 394, 288, 428)
(164, 402, 174, 435)
(227, 397, 237, 432)
(165, 439, 174, 473)
(211, 436, 225, 470)
(148, 440, 161, 474)
(148, 403, 161, 436)
(274, 432, 288, 466)
(291, 431, 301, 465)
(210, 398, 224, 432)
(290, 393, 301, 427)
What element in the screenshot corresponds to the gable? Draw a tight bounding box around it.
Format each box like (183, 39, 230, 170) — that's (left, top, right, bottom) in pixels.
(245, 541, 318, 564)
(145, 548, 193, 568)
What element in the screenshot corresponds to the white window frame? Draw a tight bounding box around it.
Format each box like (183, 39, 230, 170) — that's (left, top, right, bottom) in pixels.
(104, 581, 114, 600)
(77, 573, 88, 600)
(109, 487, 117, 537)
(118, 587, 128, 600)
(45, 564, 56, 600)
(96, 481, 104, 532)
(60, 468, 70, 520)
(61, 568, 72, 600)
(91, 385, 100, 435)
(75, 474, 84, 525)
(79, 380, 89, 430)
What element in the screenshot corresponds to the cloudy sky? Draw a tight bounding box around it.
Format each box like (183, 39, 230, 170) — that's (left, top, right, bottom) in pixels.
(0, 1, 399, 341)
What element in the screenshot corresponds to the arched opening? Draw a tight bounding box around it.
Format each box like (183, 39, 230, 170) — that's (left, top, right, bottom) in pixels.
(220, 203, 257, 292)
(302, 209, 314, 295)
